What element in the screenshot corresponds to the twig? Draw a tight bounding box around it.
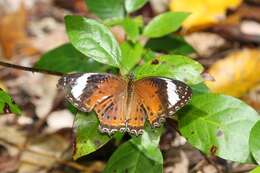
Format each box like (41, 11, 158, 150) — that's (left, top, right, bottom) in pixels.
(0, 61, 65, 76)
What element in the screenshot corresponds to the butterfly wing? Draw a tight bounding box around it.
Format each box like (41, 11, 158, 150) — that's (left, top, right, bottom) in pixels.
(127, 92, 146, 135)
(95, 90, 127, 134)
(58, 73, 128, 134)
(133, 77, 192, 127)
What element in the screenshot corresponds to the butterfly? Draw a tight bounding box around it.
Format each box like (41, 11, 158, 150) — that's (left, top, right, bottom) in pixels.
(57, 73, 192, 135)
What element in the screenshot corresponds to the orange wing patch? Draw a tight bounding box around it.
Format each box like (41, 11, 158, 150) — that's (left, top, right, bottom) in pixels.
(95, 92, 127, 134)
(127, 93, 146, 135)
(134, 78, 167, 127)
(134, 77, 192, 128)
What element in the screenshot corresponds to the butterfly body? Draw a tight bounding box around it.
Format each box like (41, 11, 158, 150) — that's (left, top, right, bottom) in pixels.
(58, 73, 192, 135)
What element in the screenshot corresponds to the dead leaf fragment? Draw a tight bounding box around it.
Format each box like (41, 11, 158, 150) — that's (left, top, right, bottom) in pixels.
(206, 49, 260, 97)
(0, 2, 38, 59)
(242, 83, 260, 111)
(185, 32, 227, 57)
(170, 0, 242, 30)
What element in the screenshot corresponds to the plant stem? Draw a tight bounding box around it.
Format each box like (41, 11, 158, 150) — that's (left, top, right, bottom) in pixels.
(0, 61, 65, 76)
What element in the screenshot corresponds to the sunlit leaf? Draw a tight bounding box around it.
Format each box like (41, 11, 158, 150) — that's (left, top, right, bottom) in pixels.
(121, 17, 143, 42)
(170, 0, 242, 30)
(73, 112, 111, 159)
(179, 93, 259, 163)
(206, 49, 260, 97)
(250, 167, 260, 173)
(134, 55, 203, 85)
(125, 0, 149, 13)
(65, 15, 122, 68)
(143, 12, 190, 38)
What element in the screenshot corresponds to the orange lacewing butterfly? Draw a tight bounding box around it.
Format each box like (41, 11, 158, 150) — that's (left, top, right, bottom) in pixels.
(57, 73, 192, 135)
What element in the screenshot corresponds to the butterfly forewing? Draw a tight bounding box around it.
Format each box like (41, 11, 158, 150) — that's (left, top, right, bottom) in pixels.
(134, 77, 192, 127)
(58, 73, 126, 111)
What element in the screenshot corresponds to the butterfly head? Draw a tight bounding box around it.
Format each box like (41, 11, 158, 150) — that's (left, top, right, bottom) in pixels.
(127, 72, 135, 82)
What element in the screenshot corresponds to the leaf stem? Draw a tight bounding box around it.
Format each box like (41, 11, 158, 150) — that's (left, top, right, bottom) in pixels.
(0, 61, 64, 76)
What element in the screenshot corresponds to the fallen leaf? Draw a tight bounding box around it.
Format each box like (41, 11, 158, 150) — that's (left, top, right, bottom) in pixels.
(30, 17, 68, 53)
(205, 49, 260, 97)
(0, 2, 38, 59)
(170, 0, 242, 30)
(0, 81, 6, 91)
(185, 32, 227, 57)
(46, 110, 74, 132)
(242, 84, 260, 111)
(110, 26, 126, 44)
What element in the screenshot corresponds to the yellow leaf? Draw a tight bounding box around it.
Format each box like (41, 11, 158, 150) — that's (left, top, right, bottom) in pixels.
(170, 0, 242, 30)
(206, 49, 260, 97)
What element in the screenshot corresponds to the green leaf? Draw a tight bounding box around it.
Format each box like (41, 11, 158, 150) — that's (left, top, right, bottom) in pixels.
(0, 89, 21, 115)
(120, 42, 143, 74)
(65, 15, 122, 68)
(191, 83, 210, 95)
(143, 12, 190, 38)
(145, 35, 195, 55)
(142, 50, 156, 62)
(104, 141, 163, 173)
(121, 17, 142, 42)
(179, 93, 260, 163)
(35, 43, 107, 73)
(250, 167, 260, 173)
(130, 126, 164, 163)
(73, 112, 111, 159)
(134, 55, 203, 85)
(104, 129, 163, 173)
(249, 120, 260, 164)
(85, 0, 125, 20)
(125, 0, 149, 13)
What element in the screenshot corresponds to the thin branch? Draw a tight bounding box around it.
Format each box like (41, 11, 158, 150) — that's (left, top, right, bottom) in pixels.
(0, 61, 65, 76)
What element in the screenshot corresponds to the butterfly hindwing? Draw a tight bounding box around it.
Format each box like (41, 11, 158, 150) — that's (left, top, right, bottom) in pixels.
(127, 93, 146, 135)
(134, 77, 192, 127)
(95, 91, 127, 134)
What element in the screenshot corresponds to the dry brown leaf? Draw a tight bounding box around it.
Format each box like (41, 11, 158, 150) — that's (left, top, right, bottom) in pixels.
(185, 32, 227, 57)
(110, 26, 126, 44)
(242, 83, 260, 111)
(0, 81, 6, 90)
(206, 49, 260, 97)
(0, 2, 38, 59)
(170, 0, 242, 30)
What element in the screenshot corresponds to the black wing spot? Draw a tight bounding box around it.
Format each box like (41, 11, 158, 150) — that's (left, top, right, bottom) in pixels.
(151, 59, 159, 65)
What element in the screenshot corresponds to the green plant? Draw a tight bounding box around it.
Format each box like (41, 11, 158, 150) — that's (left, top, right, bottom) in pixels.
(35, 0, 260, 172)
(0, 89, 21, 115)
